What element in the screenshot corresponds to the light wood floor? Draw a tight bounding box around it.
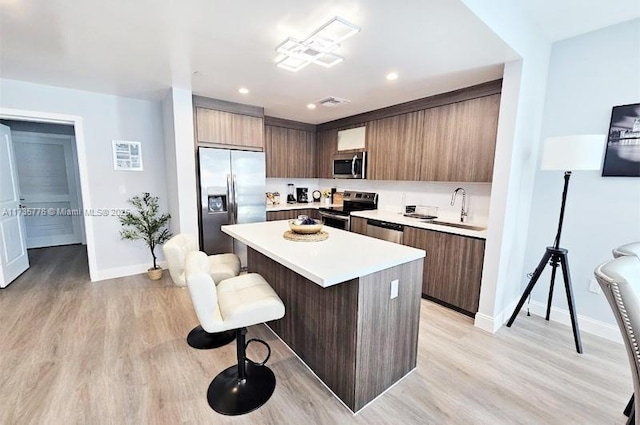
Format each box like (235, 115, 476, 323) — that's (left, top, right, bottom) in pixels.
(0, 245, 631, 425)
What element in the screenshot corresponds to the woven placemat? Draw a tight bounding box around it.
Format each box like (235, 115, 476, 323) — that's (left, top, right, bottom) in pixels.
(283, 230, 329, 242)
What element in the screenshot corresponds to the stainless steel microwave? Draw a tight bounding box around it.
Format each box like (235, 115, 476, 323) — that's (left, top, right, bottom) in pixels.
(333, 152, 367, 179)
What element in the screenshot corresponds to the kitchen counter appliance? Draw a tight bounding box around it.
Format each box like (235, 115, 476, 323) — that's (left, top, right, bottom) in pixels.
(198, 147, 265, 267)
(365, 219, 404, 244)
(333, 152, 367, 179)
(319, 191, 377, 231)
(296, 187, 309, 203)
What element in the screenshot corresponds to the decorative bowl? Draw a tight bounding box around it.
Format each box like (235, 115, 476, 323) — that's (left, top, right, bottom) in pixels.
(288, 219, 323, 234)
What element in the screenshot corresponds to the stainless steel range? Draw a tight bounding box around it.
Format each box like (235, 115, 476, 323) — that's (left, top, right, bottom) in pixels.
(319, 191, 378, 231)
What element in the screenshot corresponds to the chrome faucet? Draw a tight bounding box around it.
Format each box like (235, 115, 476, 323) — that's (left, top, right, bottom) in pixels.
(451, 188, 468, 222)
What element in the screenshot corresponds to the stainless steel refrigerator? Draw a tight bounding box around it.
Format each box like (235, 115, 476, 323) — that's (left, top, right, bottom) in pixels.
(198, 147, 266, 267)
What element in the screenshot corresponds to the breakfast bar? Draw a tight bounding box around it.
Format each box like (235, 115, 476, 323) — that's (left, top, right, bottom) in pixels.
(222, 220, 425, 412)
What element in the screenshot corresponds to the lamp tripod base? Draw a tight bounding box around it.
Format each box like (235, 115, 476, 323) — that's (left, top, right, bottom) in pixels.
(506, 246, 583, 354)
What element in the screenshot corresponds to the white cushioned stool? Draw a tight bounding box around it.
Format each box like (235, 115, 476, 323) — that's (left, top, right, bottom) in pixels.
(163, 233, 240, 349)
(185, 251, 285, 415)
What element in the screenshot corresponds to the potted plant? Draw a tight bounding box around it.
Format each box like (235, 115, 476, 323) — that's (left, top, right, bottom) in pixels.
(118, 192, 172, 280)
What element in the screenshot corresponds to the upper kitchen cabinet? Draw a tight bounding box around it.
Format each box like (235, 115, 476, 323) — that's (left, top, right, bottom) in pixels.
(193, 96, 265, 149)
(316, 79, 502, 183)
(367, 110, 423, 181)
(264, 117, 316, 178)
(316, 129, 337, 179)
(420, 94, 501, 182)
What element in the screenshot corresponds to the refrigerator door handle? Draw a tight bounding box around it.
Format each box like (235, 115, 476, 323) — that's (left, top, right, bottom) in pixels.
(226, 174, 234, 224)
(232, 174, 238, 224)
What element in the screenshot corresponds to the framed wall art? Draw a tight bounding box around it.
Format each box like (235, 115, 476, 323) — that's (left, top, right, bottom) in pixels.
(112, 140, 143, 171)
(602, 103, 640, 177)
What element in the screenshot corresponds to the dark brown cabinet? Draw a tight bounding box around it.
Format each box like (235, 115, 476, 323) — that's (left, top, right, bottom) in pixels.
(365, 94, 500, 183)
(367, 111, 423, 181)
(403, 226, 485, 316)
(267, 208, 320, 222)
(265, 124, 316, 178)
(316, 129, 337, 179)
(419, 94, 500, 182)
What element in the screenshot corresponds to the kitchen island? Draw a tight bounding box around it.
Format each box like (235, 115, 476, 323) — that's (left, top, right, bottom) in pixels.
(222, 221, 425, 412)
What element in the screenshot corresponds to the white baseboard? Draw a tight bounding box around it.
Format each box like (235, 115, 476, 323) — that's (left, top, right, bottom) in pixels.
(474, 298, 622, 344)
(474, 298, 518, 333)
(91, 260, 168, 282)
(527, 300, 622, 344)
(474, 312, 501, 333)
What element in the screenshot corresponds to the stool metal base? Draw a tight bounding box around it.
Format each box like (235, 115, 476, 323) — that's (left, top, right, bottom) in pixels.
(207, 361, 276, 415)
(186, 326, 235, 350)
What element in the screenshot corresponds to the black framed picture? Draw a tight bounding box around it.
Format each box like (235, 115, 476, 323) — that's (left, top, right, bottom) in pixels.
(602, 103, 640, 177)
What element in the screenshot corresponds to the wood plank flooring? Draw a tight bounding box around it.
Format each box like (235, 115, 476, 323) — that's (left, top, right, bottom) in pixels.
(0, 245, 631, 424)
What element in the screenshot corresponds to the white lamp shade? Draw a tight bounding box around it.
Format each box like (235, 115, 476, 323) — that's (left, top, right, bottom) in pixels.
(540, 134, 606, 171)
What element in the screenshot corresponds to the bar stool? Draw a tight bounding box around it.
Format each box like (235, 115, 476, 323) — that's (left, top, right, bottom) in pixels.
(163, 234, 240, 349)
(184, 251, 285, 415)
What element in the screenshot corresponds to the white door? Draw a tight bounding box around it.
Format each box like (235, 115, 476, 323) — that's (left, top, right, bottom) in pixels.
(12, 132, 84, 248)
(0, 124, 29, 288)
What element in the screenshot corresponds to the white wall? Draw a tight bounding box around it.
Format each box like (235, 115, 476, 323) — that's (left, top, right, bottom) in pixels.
(459, 0, 552, 332)
(524, 20, 640, 331)
(0, 78, 168, 281)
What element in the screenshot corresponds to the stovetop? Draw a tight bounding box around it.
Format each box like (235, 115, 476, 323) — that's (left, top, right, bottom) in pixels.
(319, 191, 378, 216)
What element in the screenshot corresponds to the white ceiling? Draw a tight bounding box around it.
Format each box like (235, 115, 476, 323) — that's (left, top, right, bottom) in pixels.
(0, 0, 637, 124)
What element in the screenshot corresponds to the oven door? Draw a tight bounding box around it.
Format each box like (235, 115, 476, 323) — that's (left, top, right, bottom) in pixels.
(319, 211, 350, 231)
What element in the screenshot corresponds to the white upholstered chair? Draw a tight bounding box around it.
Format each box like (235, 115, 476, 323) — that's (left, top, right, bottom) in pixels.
(612, 241, 640, 423)
(163, 233, 241, 349)
(614, 242, 640, 259)
(185, 250, 285, 415)
(595, 255, 640, 425)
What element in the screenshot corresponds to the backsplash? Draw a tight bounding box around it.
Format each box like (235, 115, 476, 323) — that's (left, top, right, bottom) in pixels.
(266, 178, 491, 224)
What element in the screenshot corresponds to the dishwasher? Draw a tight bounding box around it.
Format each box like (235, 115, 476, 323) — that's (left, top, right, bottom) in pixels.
(365, 219, 404, 244)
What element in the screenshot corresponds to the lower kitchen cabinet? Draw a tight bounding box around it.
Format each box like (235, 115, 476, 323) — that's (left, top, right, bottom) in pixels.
(403, 226, 485, 316)
(350, 216, 367, 235)
(267, 208, 320, 222)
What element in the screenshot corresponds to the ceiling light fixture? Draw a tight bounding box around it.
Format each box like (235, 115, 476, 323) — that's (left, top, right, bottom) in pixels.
(307, 103, 316, 109)
(275, 16, 360, 72)
(386, 72, 398, 81)
(238, 87, 249, 94)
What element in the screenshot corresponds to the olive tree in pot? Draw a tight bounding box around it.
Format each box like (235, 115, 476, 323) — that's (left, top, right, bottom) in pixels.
(118, 192, 171, 280)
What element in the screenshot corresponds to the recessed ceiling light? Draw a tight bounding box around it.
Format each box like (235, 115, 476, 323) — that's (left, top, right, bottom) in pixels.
(307, 103, 316, 109)
(238, 87, 249, 94)
(386, 72, 398, 81)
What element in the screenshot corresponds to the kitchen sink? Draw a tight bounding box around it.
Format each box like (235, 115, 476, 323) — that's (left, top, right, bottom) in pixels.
(403, 213, 437, 220)
(426, 220, 487, 231)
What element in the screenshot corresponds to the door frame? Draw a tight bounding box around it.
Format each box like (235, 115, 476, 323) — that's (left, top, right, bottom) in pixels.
(0, 108, 97, 281)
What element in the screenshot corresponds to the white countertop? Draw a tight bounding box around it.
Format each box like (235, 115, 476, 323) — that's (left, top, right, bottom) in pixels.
(222, 220, 425, 288)
(351, 210, 488, 239)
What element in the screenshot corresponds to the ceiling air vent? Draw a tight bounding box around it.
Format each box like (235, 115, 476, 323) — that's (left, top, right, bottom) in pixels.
(318, 96, 350, 107)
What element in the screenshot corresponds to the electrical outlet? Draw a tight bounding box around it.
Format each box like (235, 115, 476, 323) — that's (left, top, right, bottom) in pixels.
(390, 279, 399, 299)
(588, 278, 601, 294)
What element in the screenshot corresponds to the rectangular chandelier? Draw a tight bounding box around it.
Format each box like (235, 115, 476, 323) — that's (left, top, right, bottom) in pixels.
(275, 16, 361, 72)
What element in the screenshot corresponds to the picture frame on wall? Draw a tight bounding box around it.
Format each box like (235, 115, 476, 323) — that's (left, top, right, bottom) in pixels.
(602, 103, 640, 177)
(112, 140, 143, 171)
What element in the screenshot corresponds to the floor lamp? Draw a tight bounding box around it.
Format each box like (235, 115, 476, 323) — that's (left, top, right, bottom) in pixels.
(506, 134, 605, 354)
